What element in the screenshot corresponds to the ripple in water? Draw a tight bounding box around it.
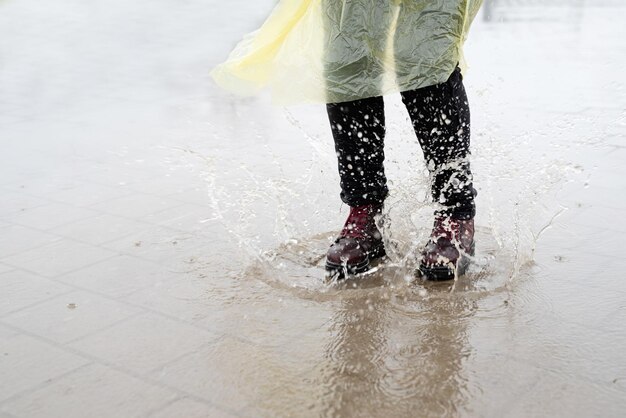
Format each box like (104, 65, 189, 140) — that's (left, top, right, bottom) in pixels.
(244, 223, 526, 300)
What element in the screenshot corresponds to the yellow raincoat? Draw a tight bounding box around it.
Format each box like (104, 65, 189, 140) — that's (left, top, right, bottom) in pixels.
(211, 0, 483, 104)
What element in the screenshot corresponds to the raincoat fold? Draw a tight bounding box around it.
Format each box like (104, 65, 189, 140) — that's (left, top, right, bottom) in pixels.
(211, 0, 482, 104)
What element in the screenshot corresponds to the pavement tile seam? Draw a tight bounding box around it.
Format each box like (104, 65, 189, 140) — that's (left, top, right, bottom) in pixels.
(533, 268, 626, 299)
(235, 352, 325, 416)
(140, 397, 184, 418)
(52, 256, 170, 298)
(7, 183, 137, 208)
(141, 396, 245, 418)
(4, 188, 203, 236)
(563, 207, 626, 233)
(100, 245, 210, 271)
(46, 217, 206, 249)
(51, 226, 150, 248)
(482, 368, 544, 418)
(142, 335, 227, 377)
(0, 251, 121, 280)
(22, 206, 151, 233)
(146, 335, 298, 414)
(86, 194, 189, 217)
(139, 396, 200, 418)
(547, 244, 626, 261)
(0, 364, 180, 418)
(505, 350, 626, 393)
(62, 310, 148, 345)
(164, 190, 210, 205)
(29, 274, 228, 338)
(0, 234, 65, 260)
(548, 311, 624, 337)
(7, 206, 104, 232)
(531, 245, 619, 273)
(501, 370, 626, 418)
(534, 238, 611, 254)
(0, 220, 208, 273)
(0, 362, 95, 409)
(0, 287, 76, 320)
(0, 197, 52, 219)
(0, 264, 15, 274)
(127, 398, 186, 418)
(113, 202, 193, 223)
(0, 321, 231, 412)
(238, 317, 336, 351)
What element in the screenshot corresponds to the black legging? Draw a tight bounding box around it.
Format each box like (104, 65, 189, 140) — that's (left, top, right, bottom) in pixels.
(326, 67, 476, 220)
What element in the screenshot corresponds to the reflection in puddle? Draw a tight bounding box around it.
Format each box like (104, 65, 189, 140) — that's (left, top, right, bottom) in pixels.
(236, 226, 524, 416)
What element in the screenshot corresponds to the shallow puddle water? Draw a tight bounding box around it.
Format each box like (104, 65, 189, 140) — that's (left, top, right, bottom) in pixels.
(2, 1, 625, 416)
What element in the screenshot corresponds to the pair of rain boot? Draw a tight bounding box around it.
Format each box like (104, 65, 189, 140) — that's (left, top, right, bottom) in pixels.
(325, 204, 475, 280)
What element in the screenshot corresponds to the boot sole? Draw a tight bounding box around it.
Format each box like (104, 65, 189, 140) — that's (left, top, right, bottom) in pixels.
(325, 245, 386, 280)
(418, 243, 475, 282)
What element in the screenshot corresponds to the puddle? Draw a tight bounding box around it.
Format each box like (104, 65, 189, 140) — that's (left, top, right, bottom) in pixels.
(246, 225, 524, 298)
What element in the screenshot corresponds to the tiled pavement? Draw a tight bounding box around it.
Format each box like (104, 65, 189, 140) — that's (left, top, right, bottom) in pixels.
(2, 1, 626, 417)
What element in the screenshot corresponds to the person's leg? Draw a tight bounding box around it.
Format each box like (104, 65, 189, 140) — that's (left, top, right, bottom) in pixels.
(321, 0, 393, 278)
(401, 67, 476, 280)
(400, 67, 476, 220)
(324, 96, 387, 278)
(326, 96, 388, 207)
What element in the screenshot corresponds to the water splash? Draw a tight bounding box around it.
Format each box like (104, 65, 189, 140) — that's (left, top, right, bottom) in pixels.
(171, 93, 582, 299)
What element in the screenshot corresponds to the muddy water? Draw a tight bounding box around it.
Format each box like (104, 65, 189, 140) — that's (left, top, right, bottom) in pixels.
(192, 2, 626, 416)
(1, 0, 626, 416)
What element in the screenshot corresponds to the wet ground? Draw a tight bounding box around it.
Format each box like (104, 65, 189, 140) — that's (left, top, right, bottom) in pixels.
(1, 0, 626, 417)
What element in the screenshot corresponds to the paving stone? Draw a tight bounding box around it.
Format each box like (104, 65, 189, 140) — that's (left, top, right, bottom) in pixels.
(1, 291, 142, 344)
(70, 312, 220, 374)
(0, 264, 15, 275)
(89, 194, 184, 219)
(142, 203, 212, 233)
(0, 333, 90, 402)
(0, 364, 178, 418)
(148, 398, 237, 418)
(58, 255, 174, 298)
(101, 226, 208, 268)
(0, 190, 49, 218)
(151, 336, 311, 409)
(504, 372, 626, 418)
(40, 181, 132, 207)
(0, 270, 73, 317)
(0, 239, 117, 278)
(0, 224, 61, 258)
(8, 203, 101, 231)
(50, 214, 150, 246)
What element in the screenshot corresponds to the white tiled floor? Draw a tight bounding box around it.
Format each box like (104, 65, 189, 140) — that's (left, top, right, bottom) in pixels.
(69, 313, 220, 375)
(1, 240, 117, 278)
(0, 334, 90, 403)
(0, 225, 61, 258)
(57, 255, 174, 298)
(147, 398, 236, 418)
(1, 291, 142, 344)
(49, 214, 150, 246)
(0, 270, 73, 316)
(0, 364, 178, 418)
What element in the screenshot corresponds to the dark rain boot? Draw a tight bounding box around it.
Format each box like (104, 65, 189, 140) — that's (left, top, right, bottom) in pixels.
(325, 204, 386, 279)
(418, 217, 475, 281)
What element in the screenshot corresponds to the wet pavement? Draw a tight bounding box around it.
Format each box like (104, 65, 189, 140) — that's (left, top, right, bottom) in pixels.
(1, 0, 626, 417)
